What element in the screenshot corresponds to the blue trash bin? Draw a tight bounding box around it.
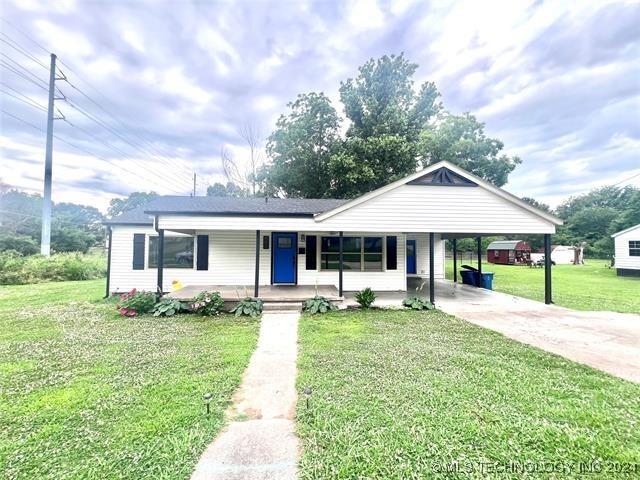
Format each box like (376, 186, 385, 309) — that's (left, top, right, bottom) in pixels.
(460, 270, 475, 286)
(480, 272, 494, 290)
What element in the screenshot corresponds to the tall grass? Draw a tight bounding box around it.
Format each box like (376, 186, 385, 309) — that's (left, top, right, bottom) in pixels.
(0, 251, 106, 285)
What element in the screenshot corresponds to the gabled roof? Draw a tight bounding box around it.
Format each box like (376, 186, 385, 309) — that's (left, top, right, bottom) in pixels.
(103, 205, 153, 226)
(142, 196, 349, 217)
(486, 240, 528, 250)
(314, 160, 563, 226)
(611, 223, 640, 238)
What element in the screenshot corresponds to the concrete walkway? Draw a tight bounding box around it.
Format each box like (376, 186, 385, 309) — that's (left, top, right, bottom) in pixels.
(191, 312, 300, 480)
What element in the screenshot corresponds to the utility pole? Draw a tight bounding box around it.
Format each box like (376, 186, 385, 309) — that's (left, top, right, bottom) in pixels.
(193, 173, 196, 196)
(40, 53, 57, 256)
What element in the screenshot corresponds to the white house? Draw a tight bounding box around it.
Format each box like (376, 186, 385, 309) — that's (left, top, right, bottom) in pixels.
(612, 224, 640, 276)
(104, 161, 563, 304)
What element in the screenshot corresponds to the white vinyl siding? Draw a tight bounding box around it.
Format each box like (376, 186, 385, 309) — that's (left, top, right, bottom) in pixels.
(108, 228, 417, 293)
(614, 226, 640, 270)
(405, 233, 445, 279)
(317, 185, 557, 234)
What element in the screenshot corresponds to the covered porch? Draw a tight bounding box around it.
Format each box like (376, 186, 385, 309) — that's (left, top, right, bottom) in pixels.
(166, 283, 340, 302)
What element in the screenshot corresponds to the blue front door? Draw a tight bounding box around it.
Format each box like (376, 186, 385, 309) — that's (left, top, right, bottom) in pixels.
(406, 240, 417, 274)
(272, 233, 297, 284)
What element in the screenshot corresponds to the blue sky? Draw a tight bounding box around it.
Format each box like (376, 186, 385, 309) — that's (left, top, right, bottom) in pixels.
(1, 0, 639, 211)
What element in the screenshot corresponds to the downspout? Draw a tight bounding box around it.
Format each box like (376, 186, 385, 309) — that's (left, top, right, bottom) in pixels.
(104, 226, 112, 298)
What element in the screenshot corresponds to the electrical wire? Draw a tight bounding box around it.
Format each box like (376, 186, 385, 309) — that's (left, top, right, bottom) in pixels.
(0, 87, 48, 112)
(1, 109, 187, 194)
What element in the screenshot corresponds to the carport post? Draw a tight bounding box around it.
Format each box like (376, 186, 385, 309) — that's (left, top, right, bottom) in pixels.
(338, 231, 344, 297)
(452, 238, 458, 283)
(476, 236, 482, 281)
(254, 230, 260, 298)
(156, 229, 164, 299)
(429, 232, 435, 305)
(544, 233, 552, 304)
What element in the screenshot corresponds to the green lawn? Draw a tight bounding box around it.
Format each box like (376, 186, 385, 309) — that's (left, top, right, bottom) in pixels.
(297, 310, 640, 479)
(0, 280, 259, 479)
(446, 260, 640, 313)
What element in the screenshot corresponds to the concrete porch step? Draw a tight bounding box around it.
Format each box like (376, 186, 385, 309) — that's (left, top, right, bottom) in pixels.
(262, 302, 303, 312)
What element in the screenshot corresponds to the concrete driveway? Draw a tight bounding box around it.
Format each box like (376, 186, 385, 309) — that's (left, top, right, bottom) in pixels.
(346, 280, 640, 382)
(434, 282, 640, 383)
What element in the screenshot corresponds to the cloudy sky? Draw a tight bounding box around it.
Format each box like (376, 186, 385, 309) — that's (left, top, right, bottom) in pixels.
(1, 0, 639, 212)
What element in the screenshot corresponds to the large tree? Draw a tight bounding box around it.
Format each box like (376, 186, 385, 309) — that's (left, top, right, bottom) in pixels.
(260, 92, 341, 197)
(206, 182, 247, 197)
(107, 191, 159, 218)
(417, 112, 521, 187)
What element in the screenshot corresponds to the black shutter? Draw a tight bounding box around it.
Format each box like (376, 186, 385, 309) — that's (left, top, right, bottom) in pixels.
(386, 236, 397, 270)
(132, 234, 145, 270)
(197, 235, 209, 270)
(306, 235, 317, 270)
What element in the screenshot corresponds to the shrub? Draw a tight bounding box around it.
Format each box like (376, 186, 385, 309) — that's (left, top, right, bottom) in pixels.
(0, 251, 106, 285)
(402, 296, 435, 311)
(117, 289, 156, 317)
(191, 291, 224, 316)
(0, 233, 39, 255)
(231, 297, 263, 318)
(152, 298, 187, 317)
(303, 296, 338, 314)
(354, 287, 376, 308)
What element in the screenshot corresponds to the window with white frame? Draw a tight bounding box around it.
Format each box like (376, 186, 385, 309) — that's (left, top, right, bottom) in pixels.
(630, 240, 640, 257)
(320, 236, 383, 271)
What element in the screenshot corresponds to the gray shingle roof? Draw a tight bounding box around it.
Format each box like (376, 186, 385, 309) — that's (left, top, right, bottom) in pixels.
(104, 205, 153, 225)
(143, 196, 349, 216)
(486, 240, 527, 250)
(105, 196, 349, 225)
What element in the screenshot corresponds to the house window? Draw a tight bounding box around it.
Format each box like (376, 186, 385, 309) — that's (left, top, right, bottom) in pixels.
(630, 241, 640, 257)
(320, 236, 383, 271)
(149, 236, 194, 268)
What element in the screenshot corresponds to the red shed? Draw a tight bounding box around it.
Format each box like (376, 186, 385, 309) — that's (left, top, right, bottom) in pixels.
(486, 240, 531, 265)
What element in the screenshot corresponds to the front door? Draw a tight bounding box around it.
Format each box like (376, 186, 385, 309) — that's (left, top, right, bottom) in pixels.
(406, 239, 417, 274)
(272, 232, 297, 284)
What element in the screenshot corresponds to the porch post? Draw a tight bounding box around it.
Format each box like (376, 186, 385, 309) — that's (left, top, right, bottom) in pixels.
(429, 232, 435, 305)
(254, 230, 260, 298)
(104, 226, 112, 298)
(476, 236, 482, 287)
(452, 238, 458, 284)
(157, 229, 164, 298)
(544, 233, 552, 304)
(338, 231, 344, 297)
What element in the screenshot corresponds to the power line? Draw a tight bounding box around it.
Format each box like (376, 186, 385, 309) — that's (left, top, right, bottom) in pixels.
(0, 18, 51, 56)
(55, 61, 195, 182)
(0, 53, 49, 90)
(0, 86, 48, 112)
(0, 33, 48, 70)
(613, 171, 640, 187)
(2, 109, 187, 194)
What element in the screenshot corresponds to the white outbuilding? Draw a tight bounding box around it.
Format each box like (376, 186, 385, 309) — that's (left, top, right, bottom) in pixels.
(612, 224, 640, 276)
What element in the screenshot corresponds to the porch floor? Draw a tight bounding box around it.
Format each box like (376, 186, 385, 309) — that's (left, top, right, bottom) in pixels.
(166, 284, 341, 302)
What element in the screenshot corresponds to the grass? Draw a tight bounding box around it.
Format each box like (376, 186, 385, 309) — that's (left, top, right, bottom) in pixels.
(0, 279, 260, 479)
(297, 309, 640, 479)
(445, 259, 640, 313)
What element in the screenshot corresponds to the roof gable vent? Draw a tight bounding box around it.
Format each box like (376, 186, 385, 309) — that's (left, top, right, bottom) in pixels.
(407, 166, 477, 187)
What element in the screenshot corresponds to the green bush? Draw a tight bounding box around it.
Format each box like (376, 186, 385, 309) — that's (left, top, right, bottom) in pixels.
(191, 291, 225, 316)
(0, 251, 106, 285)
(402, 296, 434, 311)
(152, 298, 187, 317)
(354, 287, 376, 308)
(117, 289, 156, 317)
(0, 233, 39, 255)
(231, 298, 263, 318)
(303, 296, 338, 314)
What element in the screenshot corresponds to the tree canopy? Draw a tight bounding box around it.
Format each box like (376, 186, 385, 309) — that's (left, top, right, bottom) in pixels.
(261, 53, 522, 198)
